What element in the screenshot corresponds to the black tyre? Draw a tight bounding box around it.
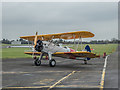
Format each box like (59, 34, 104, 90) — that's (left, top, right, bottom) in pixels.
(84, 60, 87, 64)
(49, 59, 56, 67)
(34, 58, 41, 66)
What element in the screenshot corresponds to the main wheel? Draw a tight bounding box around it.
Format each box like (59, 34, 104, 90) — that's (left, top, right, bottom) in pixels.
(34, 58, 41, 66)
(49, 59, 56, 67)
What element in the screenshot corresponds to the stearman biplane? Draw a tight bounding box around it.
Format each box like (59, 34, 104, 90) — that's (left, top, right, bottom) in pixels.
(11, 31, 100, 67)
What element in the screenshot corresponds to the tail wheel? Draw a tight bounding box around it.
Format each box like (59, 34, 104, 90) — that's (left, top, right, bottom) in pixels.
(84, 60, 87, 64)
(34, 58, 41, 66)
(49, 59, 56, 67)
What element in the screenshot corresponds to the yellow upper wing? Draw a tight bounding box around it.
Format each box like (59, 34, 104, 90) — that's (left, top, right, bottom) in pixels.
(20, 31, 94, 41)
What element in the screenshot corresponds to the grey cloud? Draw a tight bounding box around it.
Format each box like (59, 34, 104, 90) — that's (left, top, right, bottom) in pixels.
(3, 2, 117, 25)
(2, 2, 118, 40)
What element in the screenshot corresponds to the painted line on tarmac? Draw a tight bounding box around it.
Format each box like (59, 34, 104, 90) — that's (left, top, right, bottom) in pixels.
(2, 71, 72, 74)
(3, 71, 76, 90)
(3, 86, 50, 89)
(56, 85, 100, 88)
(100, 55, 109, 90)
(2, 70, 101, 74)
(2, 84, 100, 89)
(47, 71, 76, 90)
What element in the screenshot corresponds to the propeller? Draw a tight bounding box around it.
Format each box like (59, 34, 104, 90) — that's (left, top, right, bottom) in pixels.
(32, 32, 38, 58)
(32, 32, 44, 59)
(33, 32, 43, 52)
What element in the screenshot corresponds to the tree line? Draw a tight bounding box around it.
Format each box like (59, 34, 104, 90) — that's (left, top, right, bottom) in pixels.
(1, 38, 33, 44)
(0, 38, 119, 44)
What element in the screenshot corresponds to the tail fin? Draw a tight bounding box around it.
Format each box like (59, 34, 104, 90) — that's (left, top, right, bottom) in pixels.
(85, 45, 91, 52)
(85, 45, 91, 60)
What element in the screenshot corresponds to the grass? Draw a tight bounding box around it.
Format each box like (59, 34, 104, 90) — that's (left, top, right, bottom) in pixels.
(1, 44, 12, 46)
(66, 44, 118, 56)
(1, 44, 118, 59)
(2, 48, 31, 59)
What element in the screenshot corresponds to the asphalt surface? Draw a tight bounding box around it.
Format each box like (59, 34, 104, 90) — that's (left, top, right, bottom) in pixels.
(2, 46, 119, 90)
(104, 45, 119, 88)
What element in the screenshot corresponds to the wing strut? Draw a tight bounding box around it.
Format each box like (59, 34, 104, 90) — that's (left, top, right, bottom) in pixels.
(76, 34, 80, 51)
(73, 34, 76, 51)
(80, 38, 82, 50)
(75, 34, 83, 51)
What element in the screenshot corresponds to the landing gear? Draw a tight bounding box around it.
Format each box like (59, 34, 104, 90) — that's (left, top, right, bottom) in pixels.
(84, 60, 87, 64)
(34, 53, 56, 67)
(34, 58, 41, 66)
(48, 53, 56, 67)
(49, 59, 56, 67)
(34, 53, 43, 66)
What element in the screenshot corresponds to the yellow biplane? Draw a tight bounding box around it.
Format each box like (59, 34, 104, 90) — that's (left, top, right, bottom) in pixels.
(12, 31, 100, 67)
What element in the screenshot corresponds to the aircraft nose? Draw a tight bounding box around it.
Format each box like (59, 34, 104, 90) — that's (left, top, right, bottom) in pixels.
(35, 40, 43, 52)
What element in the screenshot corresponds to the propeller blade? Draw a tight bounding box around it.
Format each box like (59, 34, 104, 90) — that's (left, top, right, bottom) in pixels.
(34, 32, 38, 48)
(32, 32, 38, 58)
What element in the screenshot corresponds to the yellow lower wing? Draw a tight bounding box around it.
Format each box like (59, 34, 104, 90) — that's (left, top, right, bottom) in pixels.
(24, 51, 100, 58)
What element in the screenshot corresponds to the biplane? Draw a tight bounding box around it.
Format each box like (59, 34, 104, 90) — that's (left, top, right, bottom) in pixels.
(11, 31, 100, 67)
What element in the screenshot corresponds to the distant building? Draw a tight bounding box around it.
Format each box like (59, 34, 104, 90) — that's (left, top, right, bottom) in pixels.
(11, 41, 21, 45)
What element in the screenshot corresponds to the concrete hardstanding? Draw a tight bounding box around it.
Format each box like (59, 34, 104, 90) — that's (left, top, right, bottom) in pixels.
(2, 46, 119, 90)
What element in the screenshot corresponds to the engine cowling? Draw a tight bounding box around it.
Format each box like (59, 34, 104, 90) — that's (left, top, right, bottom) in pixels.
(35, 40, 43, 52)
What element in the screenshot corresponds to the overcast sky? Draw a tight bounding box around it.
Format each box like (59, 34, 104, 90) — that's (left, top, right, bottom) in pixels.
(2, 2, 118, 41)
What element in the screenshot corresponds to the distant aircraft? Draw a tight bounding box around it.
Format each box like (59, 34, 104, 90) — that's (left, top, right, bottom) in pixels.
(10, 31, 100, 67)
